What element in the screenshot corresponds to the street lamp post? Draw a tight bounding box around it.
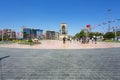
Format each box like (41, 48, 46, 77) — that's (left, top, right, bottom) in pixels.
(0, 56, 10, 80)
(112, 26, 117, 40)
(107, 9, 111, 32)
(2, 29, 4, 42)
(115, 27, 117, 40)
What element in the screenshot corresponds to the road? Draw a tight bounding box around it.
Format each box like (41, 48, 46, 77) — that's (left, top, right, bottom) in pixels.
(0, 48, 120, 80)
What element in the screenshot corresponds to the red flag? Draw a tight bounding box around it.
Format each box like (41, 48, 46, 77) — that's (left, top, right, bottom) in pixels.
(86, 24, 91, 28)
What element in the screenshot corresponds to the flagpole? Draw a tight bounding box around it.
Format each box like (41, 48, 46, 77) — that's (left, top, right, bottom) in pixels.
(107, 9, 111, 32)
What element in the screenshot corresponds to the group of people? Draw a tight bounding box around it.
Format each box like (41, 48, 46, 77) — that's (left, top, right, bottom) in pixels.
(80, 36, 97, 44)
(92, 36, 97, 44)
(81, 37, 90, 44)
(63, 36, 97, 44)
(63, 37, 72, 44)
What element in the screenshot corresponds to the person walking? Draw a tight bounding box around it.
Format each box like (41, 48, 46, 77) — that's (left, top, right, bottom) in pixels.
(94, 37, 97, 44)
(92, 37, 94, 44)
(93, 36, 97, 44)
(63, 37, 66, 44)
(69, 38, 72, 43)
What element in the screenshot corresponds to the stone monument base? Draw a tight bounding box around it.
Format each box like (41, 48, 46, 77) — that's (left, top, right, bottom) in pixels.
(59, 35, 68, 40)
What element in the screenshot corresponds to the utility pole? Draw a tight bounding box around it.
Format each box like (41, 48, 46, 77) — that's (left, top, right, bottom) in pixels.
(107, 9, 111, 32)
(112, 26, 117, 40)
(0, 56, 10, 80)
(114, 26, 117, 40)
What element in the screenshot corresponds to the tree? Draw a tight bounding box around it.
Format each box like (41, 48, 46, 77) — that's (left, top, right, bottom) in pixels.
(75, 33, 80, 38)
(74, 30, 87, 38)
(116, 32, 120, 36)
(79, 30, 86, 38)
(95, 32, 100, 36)
(88, 32, 95, 39)
(103, 32, 115, 39)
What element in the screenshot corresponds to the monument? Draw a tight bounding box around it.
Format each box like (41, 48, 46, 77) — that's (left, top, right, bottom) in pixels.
(59, 23, 68, 40)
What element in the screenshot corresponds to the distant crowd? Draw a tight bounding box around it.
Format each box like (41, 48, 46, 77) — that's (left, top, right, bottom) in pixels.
(63, 36, 97, 44)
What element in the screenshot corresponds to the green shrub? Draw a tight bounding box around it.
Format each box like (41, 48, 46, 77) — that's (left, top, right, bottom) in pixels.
(28, 39, 33, 42)
(18, 39, 41, 45)
(104, 40, 113, 42)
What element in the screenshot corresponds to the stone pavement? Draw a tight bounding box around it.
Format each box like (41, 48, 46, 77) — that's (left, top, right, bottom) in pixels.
(0, 40, 120, 49)
(0, 48, 120, 80)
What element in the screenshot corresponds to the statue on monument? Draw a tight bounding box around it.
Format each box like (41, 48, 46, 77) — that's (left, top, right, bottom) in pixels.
(59, 23, 68, 40)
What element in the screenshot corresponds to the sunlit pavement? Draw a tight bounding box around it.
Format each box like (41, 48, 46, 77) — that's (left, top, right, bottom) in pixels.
(0, 48, 120, 80)
(0, 40, 120, 49)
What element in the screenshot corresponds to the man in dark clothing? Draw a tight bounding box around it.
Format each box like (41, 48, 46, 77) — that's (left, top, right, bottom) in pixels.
(63, 37, 66, 44)
(94, 37, 97, 44)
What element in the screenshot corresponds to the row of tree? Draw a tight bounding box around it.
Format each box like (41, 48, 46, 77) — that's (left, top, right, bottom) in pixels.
(74, 30, 120, 40)
(74, 30, 103, 39)
(103, 32, 120, 39)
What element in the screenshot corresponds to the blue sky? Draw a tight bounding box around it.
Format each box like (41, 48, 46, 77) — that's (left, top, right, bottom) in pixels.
(0, 0, 120, 35)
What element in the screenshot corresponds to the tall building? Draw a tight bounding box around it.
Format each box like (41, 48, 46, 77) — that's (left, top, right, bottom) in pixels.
(31, 29, 43, 39)
(3, 29, 16, 39)
(21, 27, 43, 39)
(45, 30, 59, 40)
(46, 31, 55, 40)
(22, 27, 31, 39)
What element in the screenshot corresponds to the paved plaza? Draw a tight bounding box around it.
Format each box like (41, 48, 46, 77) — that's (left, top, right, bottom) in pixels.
(0, 48, 120, 80)
(0, 40, 120, 49)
